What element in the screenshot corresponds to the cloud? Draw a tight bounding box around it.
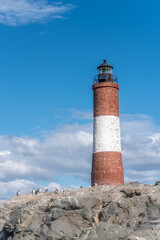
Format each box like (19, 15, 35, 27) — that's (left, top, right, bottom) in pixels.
(121, 114, 160, 182)
(48, 182, 61, 190)
(0, 179, 39, 200)
(69, 109, 93, 120)
(0, 0, 75, 26)
(0, 179, 79, 200)
(54, 108, 93, 122)
(0, 123, 93, 184)
(124, 170, 158, 183)
(120, 114, 160, 136)
(0, 179, 63, 200)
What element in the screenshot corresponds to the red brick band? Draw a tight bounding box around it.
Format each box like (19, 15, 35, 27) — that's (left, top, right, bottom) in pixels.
(93, 82, 119, 117)
(91, 151, 124, 186)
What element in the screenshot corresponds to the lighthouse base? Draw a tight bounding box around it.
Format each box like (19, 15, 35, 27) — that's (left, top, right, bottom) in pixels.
(91, 151, 124, 186)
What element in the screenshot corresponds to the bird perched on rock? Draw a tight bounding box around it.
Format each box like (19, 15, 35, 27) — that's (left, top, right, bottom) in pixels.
(16, 190, 20, 196)
(35, 188, 41, 194)
(54, 188, 58, 194)
(35, 189, 39, 195)
(31, 188, 35, 194)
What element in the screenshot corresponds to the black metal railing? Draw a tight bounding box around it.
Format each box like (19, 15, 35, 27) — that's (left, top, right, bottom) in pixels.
(93, 74, 118, 84)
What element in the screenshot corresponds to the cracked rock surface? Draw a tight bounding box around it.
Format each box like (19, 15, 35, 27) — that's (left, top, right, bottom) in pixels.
(0, 182, 160, 239)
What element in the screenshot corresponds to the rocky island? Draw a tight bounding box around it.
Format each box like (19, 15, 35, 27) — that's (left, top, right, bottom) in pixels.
(0, 182, 160, 240)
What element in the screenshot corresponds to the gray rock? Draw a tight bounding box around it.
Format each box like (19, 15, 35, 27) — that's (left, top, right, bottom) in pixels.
(40, 216, 82, 240)
(120, 188, 135, 198)
(4, 222, 14, 234)
(1, 184, 160, 240)
(87, 223, 128, 240)
(127, 182, 140, 186)
(51, 208, 65, 220)
(154, 181, 160, 186)
(99, 202, 119, 222)
(146, 198, 160, 220)
(83, 197, 102, 209)
(81, 206, 93, 221)
(52, 197, 83, 210)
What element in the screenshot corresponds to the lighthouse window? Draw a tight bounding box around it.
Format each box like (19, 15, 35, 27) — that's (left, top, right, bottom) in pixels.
(98, 69, 102, 74)
(107, 69, 113, 74)
(102, 67, 107, 73)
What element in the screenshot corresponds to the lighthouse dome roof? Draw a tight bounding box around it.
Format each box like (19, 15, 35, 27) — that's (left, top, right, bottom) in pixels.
(97, 59, 113, 69)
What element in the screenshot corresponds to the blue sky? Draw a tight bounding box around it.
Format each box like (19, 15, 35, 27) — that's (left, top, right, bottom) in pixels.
(0, 0, 160, 199)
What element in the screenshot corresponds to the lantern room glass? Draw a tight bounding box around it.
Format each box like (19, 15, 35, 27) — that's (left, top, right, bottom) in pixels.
(98, 67, 113, 75)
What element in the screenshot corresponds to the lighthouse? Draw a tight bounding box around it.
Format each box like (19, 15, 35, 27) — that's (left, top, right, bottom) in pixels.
(91, 60, 124, 186)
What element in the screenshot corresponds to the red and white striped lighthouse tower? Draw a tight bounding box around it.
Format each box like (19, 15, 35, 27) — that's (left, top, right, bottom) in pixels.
(91, 60, 124, 186)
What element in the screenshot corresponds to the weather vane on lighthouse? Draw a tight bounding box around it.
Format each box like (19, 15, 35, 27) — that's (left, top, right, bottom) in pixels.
(91, 59, 124, 186)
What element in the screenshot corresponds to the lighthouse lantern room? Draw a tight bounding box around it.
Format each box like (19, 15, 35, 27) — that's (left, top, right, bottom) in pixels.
(94, 59, 118, 83)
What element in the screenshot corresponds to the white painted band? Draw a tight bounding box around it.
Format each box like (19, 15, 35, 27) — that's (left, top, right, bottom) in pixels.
(93, 115, 121, 153)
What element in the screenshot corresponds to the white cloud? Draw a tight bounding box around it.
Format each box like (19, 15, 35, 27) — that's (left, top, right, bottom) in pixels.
(120, 114, 159, 136)
(69, 109, 93, 120)
(121, 114, 160, 182)
(54, 109, 93, 122)
(125, 169, 158, 183)
(0, 0, 75, 26)
(0, 123, 93, 184)
(48, 182, 61, 190)
(0, 179, 39, 200)
(0, 179, 64, 200)
(0, 179, 79, 200)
